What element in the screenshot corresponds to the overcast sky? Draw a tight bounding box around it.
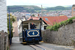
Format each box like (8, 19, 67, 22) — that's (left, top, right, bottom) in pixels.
(7, 0, 75, 7)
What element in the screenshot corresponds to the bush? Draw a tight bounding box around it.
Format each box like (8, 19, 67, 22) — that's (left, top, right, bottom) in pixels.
(46, 16, 75, 31)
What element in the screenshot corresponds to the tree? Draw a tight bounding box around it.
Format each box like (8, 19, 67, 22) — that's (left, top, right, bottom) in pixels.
(32, 14, 35, 17)
(7, 14, 16, 38)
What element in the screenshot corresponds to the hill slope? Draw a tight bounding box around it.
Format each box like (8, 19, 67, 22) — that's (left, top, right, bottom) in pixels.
(7, 5, 41, 13)
(7, 5, 72, 13)
(45, 6, 72, 10)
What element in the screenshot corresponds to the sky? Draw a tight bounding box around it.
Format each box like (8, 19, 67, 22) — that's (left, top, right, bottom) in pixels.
(7, 0, 75, 7)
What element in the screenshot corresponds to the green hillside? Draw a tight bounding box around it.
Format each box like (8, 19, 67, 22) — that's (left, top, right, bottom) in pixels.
(7, 5, 72, 13)
(45, 6, 72, 10)
(7, 5, 41, 13)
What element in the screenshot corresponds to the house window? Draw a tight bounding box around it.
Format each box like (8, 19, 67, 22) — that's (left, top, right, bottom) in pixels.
(44, 26, 47, 30)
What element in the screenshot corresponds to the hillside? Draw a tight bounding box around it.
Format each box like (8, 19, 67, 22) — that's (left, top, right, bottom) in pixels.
(7, 5, 72, 13)
(7, 5, 41, 13)
(45, 6, 72, 10)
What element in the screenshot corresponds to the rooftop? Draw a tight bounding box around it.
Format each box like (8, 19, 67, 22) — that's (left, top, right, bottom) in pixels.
(28, 16, 68, 25)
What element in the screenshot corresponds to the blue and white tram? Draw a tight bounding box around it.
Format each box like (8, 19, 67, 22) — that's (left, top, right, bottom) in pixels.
(19, 20, 42, 44)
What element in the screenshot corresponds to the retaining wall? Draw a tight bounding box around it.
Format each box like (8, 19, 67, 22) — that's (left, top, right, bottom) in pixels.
(42, 22, 75, 45)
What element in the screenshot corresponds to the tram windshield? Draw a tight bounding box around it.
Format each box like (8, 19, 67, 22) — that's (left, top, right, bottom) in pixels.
(30, 22, 40, 29)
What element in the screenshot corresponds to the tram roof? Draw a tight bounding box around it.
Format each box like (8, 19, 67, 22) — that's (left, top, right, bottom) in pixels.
(22, 20, 42, 24)
(19, 20, 47, 28)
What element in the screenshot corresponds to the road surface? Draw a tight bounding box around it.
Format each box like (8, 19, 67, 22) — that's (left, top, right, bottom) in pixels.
(10, 37, 74, 50)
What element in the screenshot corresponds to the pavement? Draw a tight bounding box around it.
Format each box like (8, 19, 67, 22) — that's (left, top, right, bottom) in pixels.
(10, 37, 74, 50)
(10, 37, 34, 50)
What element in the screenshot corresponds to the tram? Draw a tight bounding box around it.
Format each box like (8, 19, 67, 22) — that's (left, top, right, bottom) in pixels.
(19, 19, 42, 44)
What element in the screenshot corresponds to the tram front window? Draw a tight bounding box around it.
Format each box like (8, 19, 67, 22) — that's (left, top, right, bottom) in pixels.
(30, 22, 40, 29)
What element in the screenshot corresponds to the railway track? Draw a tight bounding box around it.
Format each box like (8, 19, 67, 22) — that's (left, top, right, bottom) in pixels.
(30, 45, 52, 50)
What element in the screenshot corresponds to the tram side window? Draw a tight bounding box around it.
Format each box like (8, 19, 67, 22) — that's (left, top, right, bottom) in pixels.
(35, 23, 40, 29)
(23, 23, 28, 30)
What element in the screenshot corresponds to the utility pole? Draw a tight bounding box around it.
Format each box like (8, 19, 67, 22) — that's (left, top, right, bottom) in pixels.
(41, 5, 44, 30)
(41, 5, 43, 20)
(31, 13, 33, 20)
(8, 7, 12, 45)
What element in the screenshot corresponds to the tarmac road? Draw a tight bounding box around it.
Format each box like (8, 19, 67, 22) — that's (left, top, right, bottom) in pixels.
(10, 37, 74, 50)
(39, 43, 74, 50)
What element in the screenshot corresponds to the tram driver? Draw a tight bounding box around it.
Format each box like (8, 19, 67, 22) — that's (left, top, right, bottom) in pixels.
(30, 23, 36, 29)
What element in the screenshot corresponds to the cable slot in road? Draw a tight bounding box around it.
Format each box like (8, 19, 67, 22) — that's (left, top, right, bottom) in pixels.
(29, 44, 53, 50)
(35, 45, 46, 50)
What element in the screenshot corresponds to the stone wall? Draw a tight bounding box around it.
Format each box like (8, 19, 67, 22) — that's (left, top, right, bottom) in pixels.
(42, 22, 75, 45)
(0, 30, 8, 50)
(0, 0, 7, 32)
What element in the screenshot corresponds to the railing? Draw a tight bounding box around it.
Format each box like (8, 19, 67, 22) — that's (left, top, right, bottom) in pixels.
(0, 30, 8, 50)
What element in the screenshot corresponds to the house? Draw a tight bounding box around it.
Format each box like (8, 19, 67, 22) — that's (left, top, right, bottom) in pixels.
(72, 4, 75, 17)
(17, 17, 26, 34)
(67, 16, 73, 18)
(28, 16, 68, 30)
(12, 15, 26, 36)
(12, 20, 19, 37)
(0, 0, 7, 32)
(42, 16, 68, 25)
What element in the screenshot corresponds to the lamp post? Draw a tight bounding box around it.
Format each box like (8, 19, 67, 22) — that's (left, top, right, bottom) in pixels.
(8, 7, 12, 45)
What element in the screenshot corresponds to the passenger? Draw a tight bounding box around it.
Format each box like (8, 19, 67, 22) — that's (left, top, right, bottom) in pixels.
(30, 23, 36, 29)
